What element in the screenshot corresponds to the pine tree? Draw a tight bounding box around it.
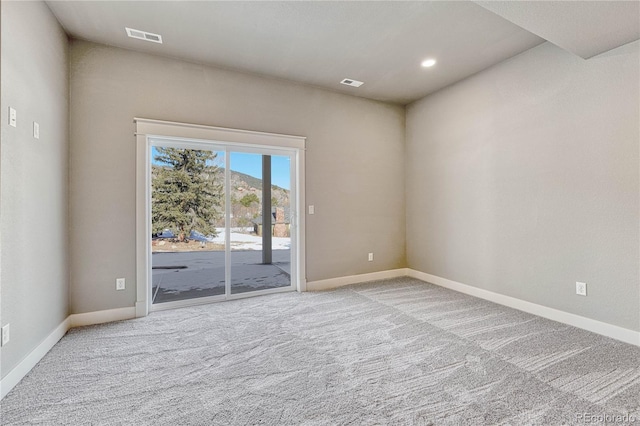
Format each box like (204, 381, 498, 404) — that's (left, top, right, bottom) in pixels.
(152, 148, 223, 240)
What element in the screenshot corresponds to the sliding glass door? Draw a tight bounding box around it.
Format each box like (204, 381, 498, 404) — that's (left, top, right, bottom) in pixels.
(149, 139, 296, 308)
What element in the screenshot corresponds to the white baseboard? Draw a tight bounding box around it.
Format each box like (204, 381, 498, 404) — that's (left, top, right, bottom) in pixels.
(0, 317, 70, 399)
(407, 269, 640, 347)
(3, 270, 637, 401)
(69, 307, 136, 328)
(1, 306, 137, 400)
(307, 268, 409, 291)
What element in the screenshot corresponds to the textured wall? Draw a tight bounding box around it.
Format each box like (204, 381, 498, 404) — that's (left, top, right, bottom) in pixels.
(69, 40, 406, 314)
(406, 41, 639, 331)
(0, 1, 69, 378)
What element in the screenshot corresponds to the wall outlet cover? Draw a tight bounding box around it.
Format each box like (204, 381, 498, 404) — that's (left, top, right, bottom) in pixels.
(116, 278, 126, 290)
(576, 282, 587, 296)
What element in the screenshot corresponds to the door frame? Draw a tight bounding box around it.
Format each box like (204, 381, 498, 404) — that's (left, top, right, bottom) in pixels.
(135, 118, 306, 317)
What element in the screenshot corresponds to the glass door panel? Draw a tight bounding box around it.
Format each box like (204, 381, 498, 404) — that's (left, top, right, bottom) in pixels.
(151, 146, 226, 304)
(229, 152, 292, 294)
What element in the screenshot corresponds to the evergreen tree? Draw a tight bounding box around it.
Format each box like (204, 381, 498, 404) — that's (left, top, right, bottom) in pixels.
(239, 193, 260, 207)
(152, 148, 223, 240)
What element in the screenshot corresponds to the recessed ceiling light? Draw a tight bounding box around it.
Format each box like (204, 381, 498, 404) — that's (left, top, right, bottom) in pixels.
(340, 78, 364, 88)
(421, 59, 437, 68)
(126, 27, 163, 44)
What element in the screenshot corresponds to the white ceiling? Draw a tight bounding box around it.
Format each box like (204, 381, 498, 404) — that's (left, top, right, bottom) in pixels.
(475, 1, 640, 59)
(45, 1, 638, 105)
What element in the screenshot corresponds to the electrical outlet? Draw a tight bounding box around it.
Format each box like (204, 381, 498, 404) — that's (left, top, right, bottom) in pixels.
(2, 324, 10, 346)
(116, 278, 126, 291)
(308, 205, 315, 215)
(576, 282, 587, 296)
(368, 252, 374, 262)
(33, 122, 40, 139)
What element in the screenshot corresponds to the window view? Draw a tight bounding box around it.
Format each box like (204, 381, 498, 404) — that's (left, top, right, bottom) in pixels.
(151, 147, 226, 303)
(229, 153, 291, 294)
(151, 146, 292, 304)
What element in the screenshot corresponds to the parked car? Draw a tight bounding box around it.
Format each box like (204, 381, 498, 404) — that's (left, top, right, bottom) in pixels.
(152, 229, 213, 242)
(152, 229, 175, 239)
(189, 230, 214, 242)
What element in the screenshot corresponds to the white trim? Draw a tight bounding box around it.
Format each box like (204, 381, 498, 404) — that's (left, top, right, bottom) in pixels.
(135, 131, 150, 318)
(136, 118, 306, 314)
(134, 118, 305, 150)
(0, 318, 70, 399)
(0, 307, 138, 400)
(224, 286, 295, 300)
(306, 268, 409, 291)
(135, 301, 147, 317)
(224, 148, 231, 298)
(68, 307, 136, 328)
(152, 294, 227, 312)
(296, 149, 306, 292)
(151, 287, 296, 312)
(407, 269, 640, 347)
(148, 136, 297, 155)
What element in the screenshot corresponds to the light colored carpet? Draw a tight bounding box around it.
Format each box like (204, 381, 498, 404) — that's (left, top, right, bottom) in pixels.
(2, 277, 639, 425)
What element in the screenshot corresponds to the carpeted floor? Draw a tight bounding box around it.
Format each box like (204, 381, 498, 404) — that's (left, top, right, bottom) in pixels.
(2, 277, 639, 425)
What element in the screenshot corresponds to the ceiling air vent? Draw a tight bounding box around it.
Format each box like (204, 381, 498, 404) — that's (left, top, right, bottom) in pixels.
(340, 78, 364, 88)
(126, 27, 163, 44)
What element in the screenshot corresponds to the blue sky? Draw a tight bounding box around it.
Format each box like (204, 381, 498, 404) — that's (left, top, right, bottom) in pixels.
(152, 147, 290, 190)
(230, 152, 290, 190)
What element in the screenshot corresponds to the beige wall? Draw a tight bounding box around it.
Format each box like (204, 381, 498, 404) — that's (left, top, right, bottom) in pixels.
(0, 1, 69, 378)
(69, 40, 406, 314)
(406, 41, 639, 331)
(3, 4, 637, 387)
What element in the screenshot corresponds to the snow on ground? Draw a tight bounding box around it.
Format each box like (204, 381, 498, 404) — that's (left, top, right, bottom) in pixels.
(212, 228, 290, 250)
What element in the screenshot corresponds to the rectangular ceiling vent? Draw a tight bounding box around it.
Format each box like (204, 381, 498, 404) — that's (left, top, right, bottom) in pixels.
(340, 78, 364, 88)
(126, 27, 163, 44)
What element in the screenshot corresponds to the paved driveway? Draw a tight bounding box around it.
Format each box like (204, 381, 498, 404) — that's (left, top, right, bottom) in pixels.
(152, 249, 291, 304)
